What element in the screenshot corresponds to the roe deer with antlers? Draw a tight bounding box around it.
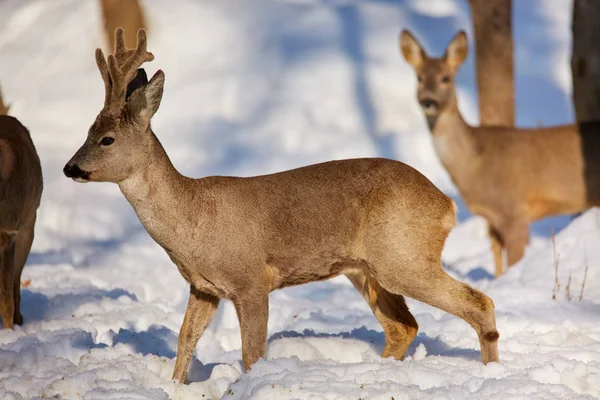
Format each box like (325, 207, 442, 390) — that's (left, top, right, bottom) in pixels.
(0, 85, 43, 328)
(400, 30, 600, 277)
(64, 28, 499, 383)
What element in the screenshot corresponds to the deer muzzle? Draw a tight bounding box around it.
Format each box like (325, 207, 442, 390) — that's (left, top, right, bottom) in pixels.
(419, 98, 439, 113)
(63, 163, 90, 182)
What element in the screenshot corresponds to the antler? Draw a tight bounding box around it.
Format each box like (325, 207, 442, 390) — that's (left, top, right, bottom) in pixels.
(96, 28, 154, 111)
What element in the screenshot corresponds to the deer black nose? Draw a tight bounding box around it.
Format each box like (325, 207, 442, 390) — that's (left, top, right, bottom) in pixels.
(419, 98, 439, 110)
(63, 163, 84, 178)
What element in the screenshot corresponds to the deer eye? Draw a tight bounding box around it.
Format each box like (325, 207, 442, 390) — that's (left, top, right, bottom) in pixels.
(100, 137, 115, 146)
(441, 76, 451, 83)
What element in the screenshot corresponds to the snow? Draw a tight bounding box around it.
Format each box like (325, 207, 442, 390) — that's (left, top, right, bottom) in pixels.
(0, 0, 598, 399)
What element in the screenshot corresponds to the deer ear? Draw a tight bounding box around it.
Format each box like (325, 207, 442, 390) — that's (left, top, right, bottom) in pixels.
(142, 70, 164, 118)
(127, 70, 164, 120)
(400, 30, 426, 68)
(444, 31, 468, 71)
(126, 69, 148, 100)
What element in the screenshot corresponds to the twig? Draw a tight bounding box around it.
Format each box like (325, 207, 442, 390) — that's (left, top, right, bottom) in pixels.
(551, 228, 561, 300)
(579, 253, 589, 302)
(565, 272, 573, 302)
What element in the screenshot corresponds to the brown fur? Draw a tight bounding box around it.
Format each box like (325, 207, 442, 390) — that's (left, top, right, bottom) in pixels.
(65, 29, 500, 383)
(100, 0, 147, 51)
(400, 30, 600, 277)
(0, 116, 43, 328)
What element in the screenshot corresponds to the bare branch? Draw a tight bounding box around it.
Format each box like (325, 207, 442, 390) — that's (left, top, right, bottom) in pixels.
(552, 229, 561, 300)
(579, 250, 589, 302)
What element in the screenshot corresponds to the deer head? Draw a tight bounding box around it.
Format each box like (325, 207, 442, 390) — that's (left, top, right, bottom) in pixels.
(64, 28, 164, 183)
(400, 30, 468, 122)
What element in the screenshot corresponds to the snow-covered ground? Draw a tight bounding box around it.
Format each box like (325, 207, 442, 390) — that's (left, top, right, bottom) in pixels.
(0, 0, 598, 398)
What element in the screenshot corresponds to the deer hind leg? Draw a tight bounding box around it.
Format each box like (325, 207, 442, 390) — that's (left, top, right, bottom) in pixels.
(346, 271, 418, 360)
(0, 231, 16, 329)
(233, 288, 269, 371)
(13, 218, 35, 326)
(172, 287, 220, 383)
(489, 225, 505, 278)
(375, 265, 499, 364)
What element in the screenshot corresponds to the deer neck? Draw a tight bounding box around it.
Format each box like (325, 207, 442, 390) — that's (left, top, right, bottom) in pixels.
(427, 95, 480, 186)
(118, 130, 197, 252)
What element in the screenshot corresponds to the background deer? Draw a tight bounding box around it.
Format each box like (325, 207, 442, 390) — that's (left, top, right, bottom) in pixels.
(64, 29, 499, 383)
(400, 29, 600, 277)
(0, 85, 43, 328)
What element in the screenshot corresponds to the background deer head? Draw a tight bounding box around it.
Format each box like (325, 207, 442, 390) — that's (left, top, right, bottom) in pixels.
(400, 30, 468, 123)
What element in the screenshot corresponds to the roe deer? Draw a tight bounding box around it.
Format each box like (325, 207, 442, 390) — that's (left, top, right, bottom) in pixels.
(99, 0, 147, 50)
(64, 28, 499, 383)
(400, 29, 600, 277)
(0, 86, 43, 328)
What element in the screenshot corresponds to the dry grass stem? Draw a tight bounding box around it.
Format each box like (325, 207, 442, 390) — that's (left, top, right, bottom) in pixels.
(579, 252, 589, 302)
(551, 229, 561, 300)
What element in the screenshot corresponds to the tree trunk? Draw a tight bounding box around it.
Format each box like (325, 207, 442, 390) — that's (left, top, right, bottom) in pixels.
(100, 0, 148, 52)
(468, 0, 514, 127)
(572, 0, 600, 123)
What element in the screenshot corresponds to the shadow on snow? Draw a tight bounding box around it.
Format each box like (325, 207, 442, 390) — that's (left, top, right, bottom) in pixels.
(20, 287, 137, 323)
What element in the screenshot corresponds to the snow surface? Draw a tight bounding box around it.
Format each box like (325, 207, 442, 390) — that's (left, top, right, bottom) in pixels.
(0, 0, 598, 399)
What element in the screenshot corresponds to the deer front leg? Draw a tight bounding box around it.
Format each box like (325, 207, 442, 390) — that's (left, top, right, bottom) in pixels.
(488, 225, 504, 278)
(172, 287, 220, 383)
(14, 219, 35, 326)
(233, 290, 269, 371)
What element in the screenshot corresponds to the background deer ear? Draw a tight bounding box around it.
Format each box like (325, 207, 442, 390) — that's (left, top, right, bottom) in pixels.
(444, 31, 468, 72)
(400, 30, 426, 68)
(126, 70, 164, 120)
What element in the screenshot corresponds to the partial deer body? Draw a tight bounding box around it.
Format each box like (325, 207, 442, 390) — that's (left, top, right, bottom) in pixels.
(64, 29, 499, 383)
(400, 30, 600, 277)
(0, 100, 43, 328)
